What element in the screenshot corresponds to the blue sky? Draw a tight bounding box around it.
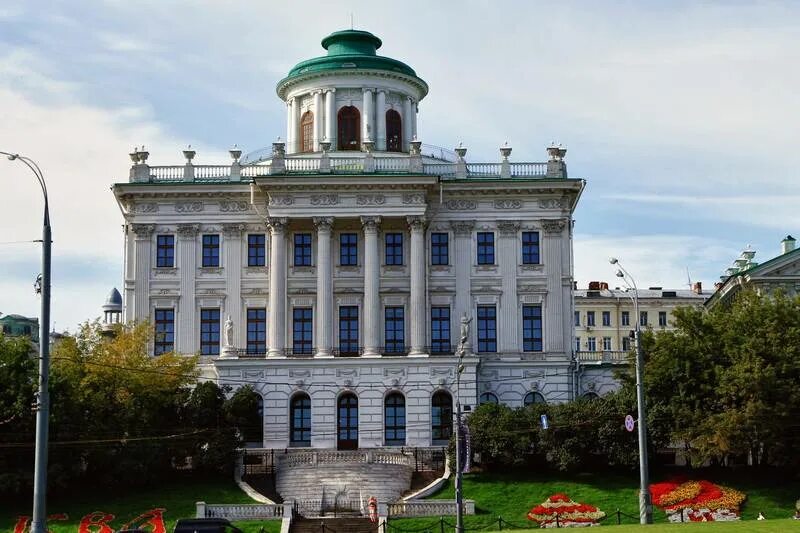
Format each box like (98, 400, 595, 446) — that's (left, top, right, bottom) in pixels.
(1, 0, 799, 332)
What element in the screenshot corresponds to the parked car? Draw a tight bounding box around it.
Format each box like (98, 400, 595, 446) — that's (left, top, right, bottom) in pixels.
(173, 518, 244, 533)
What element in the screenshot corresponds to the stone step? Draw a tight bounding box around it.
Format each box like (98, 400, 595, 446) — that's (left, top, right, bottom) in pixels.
(290, 517, 378, 533)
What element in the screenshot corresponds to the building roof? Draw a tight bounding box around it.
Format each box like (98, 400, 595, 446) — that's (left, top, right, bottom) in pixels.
(276, 29, 428, 99)
(103, 287, 123, 312)
(0, 314, 38, 322)
(575, 288, 707, 300)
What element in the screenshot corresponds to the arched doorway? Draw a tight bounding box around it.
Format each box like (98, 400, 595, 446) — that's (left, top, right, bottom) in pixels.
(337, 392, 358, 449)
(300, 111, 314, 153)
(431, 390, 453, 445)
(386, 109, 402, 152)
(337, 106, 361, 151)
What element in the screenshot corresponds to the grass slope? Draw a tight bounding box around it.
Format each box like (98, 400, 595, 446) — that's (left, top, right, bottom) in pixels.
(0, 476, 280, 533)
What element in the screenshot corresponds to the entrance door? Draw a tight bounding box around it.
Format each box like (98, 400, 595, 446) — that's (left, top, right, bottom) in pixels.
(337, 393, 358, 450)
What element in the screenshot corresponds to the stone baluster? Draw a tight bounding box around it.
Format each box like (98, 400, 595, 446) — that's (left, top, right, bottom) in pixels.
(361, 216, 381, 356)
(314, 217, 334, 357)
(408, 216, 427, 356)
(267, 217, 288, 357)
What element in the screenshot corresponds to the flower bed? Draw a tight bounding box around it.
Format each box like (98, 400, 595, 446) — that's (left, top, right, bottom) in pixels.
(650, 478, 746, 522)
(527, 493, 606, 528)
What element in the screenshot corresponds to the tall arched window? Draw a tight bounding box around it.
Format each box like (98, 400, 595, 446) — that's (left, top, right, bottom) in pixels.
(337, 392, 359, 450)
(431, 391, 453, 444)
(386, 109, 402, 152)
(338, 106, 361, 151)
(479, 392, 499, 405)
(524, 392, 546, 406)
(300, 111, 314, 153)
(384, 392, 406, 446)
(290, 393, 311, 447)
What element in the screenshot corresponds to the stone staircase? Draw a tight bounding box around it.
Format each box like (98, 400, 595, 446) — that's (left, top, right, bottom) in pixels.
(276, 450, 413, 507)
(289, 517, 378, 533)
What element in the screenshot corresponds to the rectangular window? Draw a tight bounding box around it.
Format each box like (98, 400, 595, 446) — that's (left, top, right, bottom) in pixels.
(575, 337, 581, 352)
(603, 337, 612, 351)
(477, 305, 497, 353)
(156, 235, 175, 268)
(522, 305, 543, 352)
(200, 308, 220, 355)
(384, 306, 405, 354)
(292, 308, 313, 355)
(587, 337, 597, 351)
(385, 233, 403, 265)
(294, 233, 312, 266)
(339, 306, 359, 356)
(622, 336, 631, 351)
(587, 311, 595, 327)
(621, 311, 630, 326)
(431, 307, 451, 354)
(154, 308, 174, 355)
(248, 234, 266, 267)
(640, 311, 648, 327)
(339, 233, 358, 266)
(659, 311, 668, 326)
(246, 308, 267, 354)
(522, 231, 540, 264)
(477, 232, 495, 265)
(602, 311, 611, 326)
(431, 233, 449, 265)
(202, 234, 220, 267)
(574, 311, 580, 326)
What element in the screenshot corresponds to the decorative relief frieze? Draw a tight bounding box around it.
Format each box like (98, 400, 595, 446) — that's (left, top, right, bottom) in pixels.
(269, 195, 293, 206)
(130, 202, 158, 214)
(430, 367, 453, 378)
(524, 370, 545, 379)
(200, 288, 223, 294)
(542, 219, 568, 234)
(219, 200, 250, 212)
(310, 194, 339, 206)
(356, 194, 386, 206)
(337, 368, 359, 377)
(243, 287, 267, 294)
(479, 369, 498, 379)
(445, 199, 477, 211)
(157, 289, 176, 295)
(497, 220, 521, 236)
(289, 369, 311, 378)
(519, 264, 544, 272)
(199, 267, 224, 275)
(175, 201, 203, 213)
(383, 368, 406, 377)
(131, 223, 155, 238)
(244, 267, 269, 276)
(244, 370, 264, 379)
(538, 198, 566, 209)
(494, 199, 522, 210)
(152, 268, 177, 276)
(402, 192, 426, 205)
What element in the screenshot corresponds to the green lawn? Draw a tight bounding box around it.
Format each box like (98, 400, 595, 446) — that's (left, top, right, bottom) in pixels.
(0, 476, 281, 533)
(496, 519, 800, 532)
(388, 469, 800, 531)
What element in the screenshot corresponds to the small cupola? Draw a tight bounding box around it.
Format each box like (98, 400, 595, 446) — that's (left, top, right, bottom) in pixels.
(102, 287, 123, 335)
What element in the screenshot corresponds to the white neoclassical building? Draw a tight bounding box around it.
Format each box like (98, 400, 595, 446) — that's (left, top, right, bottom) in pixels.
(113, 29, 585, 451)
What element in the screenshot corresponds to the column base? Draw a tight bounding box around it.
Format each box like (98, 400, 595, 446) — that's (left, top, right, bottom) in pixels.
(220, 345, 238, 359)
(314, 351, 335, 359)
(267, 348, 285, 358)
(408, 349, 429, 358)
(362, 349, 382, 358)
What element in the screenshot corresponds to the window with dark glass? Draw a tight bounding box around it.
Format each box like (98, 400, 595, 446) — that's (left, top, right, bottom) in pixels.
(247, 308, 267, 354)
(586, 311, 595, 326)
(248, 234, 266, 267)
(659, 311, 667, 326)
(477, 305, 497, 353)
(640, 311, 648, 327)
(524, 392, 546, 406)
(575, 337, 581, 352)
(202, 234, 220, 267)
(156, 235, 175, 267)
(477, 232, 494, 265)
(292, 308, 313, 355)
(431, 233, 449, 265)
(622, 336, 631, 351)
(522, 305, 543, 352)
(300, 111, 314, 153)
(339, 233, 358, 266)
(384, 306, 405, 354)
(431, 307, 451, 354)
(479, 392, 499, 405)
(621, 311, 630, 326)
(522, 231, 540, 264)
(574, 310, 580, 326)
(339, 306, 359, 356)
(290, 393, 311, 446)
(386, 109, 402, 152)
(431, 391, 452, 442)
(385, 233, 403, 265)
(338, 393, 358, 448)
(384, 393, 406, 445)
(294, 233, 312, 266)
(587, 337, 596, 351)
(200, 308, 220, 355)
(602, 311, 611, 326)
(603, 337, 612, 350)
(154, 308, 174, 355)
(337, 106, 360, 150)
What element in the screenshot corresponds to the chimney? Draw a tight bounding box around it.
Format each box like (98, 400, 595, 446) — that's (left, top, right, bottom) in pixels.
(599, 281, 609, 290)
(781, 235, 796, 255)
(573, 281, 578, 290)
(588, 281, 601, 290)
(692, 281, 703, 295)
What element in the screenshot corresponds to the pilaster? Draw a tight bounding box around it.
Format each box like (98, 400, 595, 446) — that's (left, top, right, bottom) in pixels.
(223, 223, 244, 349)
(131, 224, 154, 322)
(543, 219, 568, 353)
(177, 223, 198, 354)
(497, 221, 521, 355)
(451, 221, 475, 326)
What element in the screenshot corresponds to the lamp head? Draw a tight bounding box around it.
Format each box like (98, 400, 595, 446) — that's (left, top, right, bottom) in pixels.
(615, 270, 624, 278)
(7, 154, 18, 161)
(609, 257, 618, 265)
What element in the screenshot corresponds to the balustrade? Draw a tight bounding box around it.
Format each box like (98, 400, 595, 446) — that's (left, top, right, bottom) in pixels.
(203, 503, 284, 520)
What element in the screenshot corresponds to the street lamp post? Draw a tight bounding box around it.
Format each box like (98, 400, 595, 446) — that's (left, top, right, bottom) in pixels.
(454, 355, 464, 533)
(609, 257, 652, 525)
(2, 151, 51, 533)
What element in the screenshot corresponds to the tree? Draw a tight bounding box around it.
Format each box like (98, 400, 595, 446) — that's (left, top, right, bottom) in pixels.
(224, 385, 263, 444)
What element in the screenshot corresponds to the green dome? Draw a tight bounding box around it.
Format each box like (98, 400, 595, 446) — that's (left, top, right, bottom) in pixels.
(277, 29, 428, 98)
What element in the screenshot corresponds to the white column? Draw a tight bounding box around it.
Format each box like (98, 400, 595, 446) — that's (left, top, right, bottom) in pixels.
(131, 224, 154, 322)
(223, 223, 244, 349)
(451, 221, 474, 331)
(412, 101, 418, 141)
(361, 216, 381, 356)
(497, 221, 520, 356)
(313, 91, 323, 152)
(408, 216, 427, 356)
(362, 88, 374, 143)
(325, 89, 336, 147)
(290, 97, 300, 154)
(543, 219, 567, 353)
(376, 90, 387, 151)
(177, 223, 198, 354)
(402, 96, 413, 151)
(267, 217, 288, 357)
(314, 217, 334, 357)
(286, 100, 293, 155)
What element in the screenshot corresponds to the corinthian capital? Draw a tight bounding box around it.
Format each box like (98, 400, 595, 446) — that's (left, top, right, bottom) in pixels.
(450, 220, 475, 237)
(313, 217, 334, 232)
(542, 219, 568, 235)
(407, 216, 427, 232)
(360, 216, 381, 234)
(131, 223, 155, 238)
(266, 217, 288, 234)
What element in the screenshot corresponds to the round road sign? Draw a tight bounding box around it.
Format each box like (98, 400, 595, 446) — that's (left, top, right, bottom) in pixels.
(624, 414, 635, 432)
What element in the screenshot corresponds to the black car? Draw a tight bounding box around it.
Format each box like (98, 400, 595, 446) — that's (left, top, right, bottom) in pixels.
(173, 518, 244, 533)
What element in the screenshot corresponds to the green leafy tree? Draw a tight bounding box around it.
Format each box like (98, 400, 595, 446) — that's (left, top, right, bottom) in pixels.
(224, 385, 263, 444)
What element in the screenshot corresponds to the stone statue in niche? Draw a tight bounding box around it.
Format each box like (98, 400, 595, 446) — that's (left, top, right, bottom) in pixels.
(224, 315, 234, 347)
